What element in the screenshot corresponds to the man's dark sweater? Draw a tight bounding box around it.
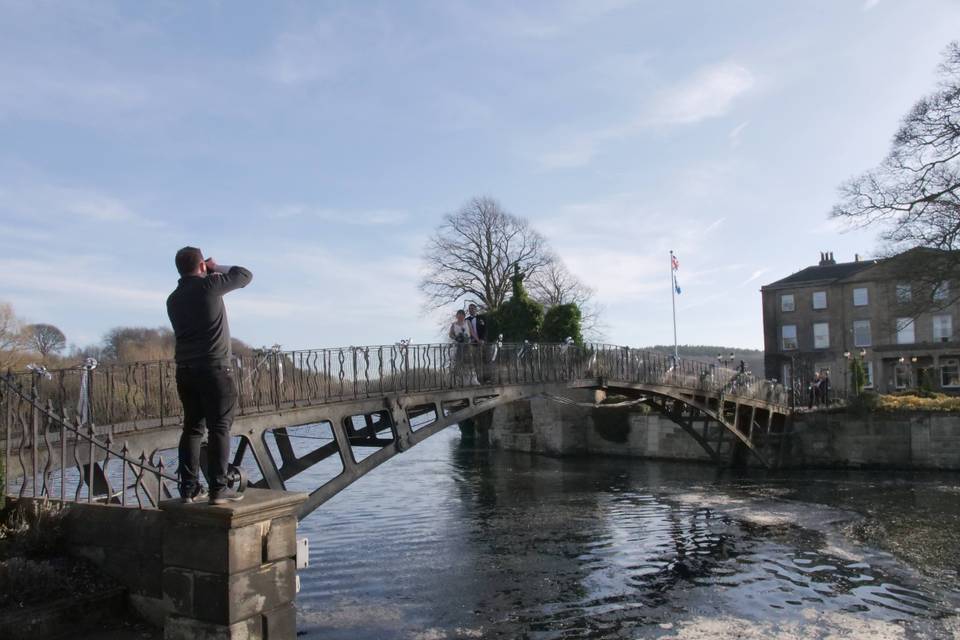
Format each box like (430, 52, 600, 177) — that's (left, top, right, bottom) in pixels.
(166, 266, 253, 366)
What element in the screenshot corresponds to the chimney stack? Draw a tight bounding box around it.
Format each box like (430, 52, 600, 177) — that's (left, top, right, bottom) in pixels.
(819, 251, 836, 266)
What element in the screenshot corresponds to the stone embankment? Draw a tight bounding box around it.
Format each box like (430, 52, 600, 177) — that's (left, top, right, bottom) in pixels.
(474, 393, 960, 470)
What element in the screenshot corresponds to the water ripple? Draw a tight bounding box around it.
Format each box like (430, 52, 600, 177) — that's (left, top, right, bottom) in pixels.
(295, 428, 960, 639)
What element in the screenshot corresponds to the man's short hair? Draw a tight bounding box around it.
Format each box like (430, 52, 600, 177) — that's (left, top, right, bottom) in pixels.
(175, 247, 204, 276)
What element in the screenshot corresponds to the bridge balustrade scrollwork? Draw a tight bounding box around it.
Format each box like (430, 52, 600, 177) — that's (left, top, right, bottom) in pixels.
(1, 343, 789, 511)
(2, 343, 787, 434)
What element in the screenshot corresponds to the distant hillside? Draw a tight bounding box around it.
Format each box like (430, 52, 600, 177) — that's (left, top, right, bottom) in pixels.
(643, 344, 764, 375)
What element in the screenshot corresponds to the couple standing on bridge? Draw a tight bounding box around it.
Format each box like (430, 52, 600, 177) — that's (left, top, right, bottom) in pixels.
(449, 305, 488, 386)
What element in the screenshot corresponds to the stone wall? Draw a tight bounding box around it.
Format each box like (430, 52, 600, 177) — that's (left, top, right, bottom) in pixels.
(483, 396, 710, 462)
(481, 395, 590, 456)
(484, 395, 960, 470)
(587, 411, 712, 462)
(61, 502, 167, 625)
(789, 410, 960, 470)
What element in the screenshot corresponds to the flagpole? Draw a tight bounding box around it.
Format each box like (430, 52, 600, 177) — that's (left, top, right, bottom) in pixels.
(670, 250, 678, 364)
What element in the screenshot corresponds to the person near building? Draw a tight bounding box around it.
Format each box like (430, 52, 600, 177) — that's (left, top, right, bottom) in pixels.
(808, 371, 821, 409)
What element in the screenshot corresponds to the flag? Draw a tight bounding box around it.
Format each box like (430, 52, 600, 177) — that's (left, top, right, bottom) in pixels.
(671, 252, 681, 294)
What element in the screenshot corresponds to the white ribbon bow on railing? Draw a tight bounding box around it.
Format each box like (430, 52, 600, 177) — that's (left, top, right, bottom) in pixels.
(76, 357, 98, 426)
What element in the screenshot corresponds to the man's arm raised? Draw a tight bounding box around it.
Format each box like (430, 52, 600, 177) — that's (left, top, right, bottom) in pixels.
(204, 258, 252, 294)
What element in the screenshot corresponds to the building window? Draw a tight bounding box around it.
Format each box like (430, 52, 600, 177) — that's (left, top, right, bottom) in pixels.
(813, 322, 830, 349)
(853, 287, 869, 306)
(895, 365, 911, 390)
(782, 325, 798, 350)
(896, 317, 915, 344)
(853, 320, 871, 347)
(864, 361, 874, 389)
(934, 281, 950, 302)
(781, 294, 795, 312)
(942, 359, 960, 388)
(812, 291, 827, 310)
(934, 315, 953, 342)
(896, 283, 912, 303)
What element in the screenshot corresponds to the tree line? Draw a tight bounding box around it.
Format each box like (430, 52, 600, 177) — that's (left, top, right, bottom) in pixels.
(0, 300, 252, 372)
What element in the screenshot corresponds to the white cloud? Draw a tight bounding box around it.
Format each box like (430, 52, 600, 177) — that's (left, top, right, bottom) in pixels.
(429, 91, 494, 131)
(704, 217, 726, 233)
(537, 62, 755, 169)
(265, 22, 344, 86)
(262, 9, 416, 88)
(862, 0, 881, 10)
(458, 0, 640, 40)
(268, 205, 408, 226)
(535, 192, 733, 305)
(728, 121, 749, 147)
(0, 183, 151, 225)
(0, 256, 166, 310)
(563, 248, 667, 302)
(0, 224, 52, 243)
(645, 62, 755, 126)
(739, 268, 770, 287)
(810, 217, 848, 235)
(537, 145, 597, 170)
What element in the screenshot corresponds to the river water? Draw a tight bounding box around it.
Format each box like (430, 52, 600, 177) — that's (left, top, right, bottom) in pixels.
(293, 427, 960, 639)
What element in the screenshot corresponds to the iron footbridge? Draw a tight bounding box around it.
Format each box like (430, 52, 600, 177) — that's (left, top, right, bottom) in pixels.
(1, 343, 791, 518)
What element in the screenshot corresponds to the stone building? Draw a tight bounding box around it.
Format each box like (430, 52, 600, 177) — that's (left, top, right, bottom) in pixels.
(761, 249, 959, 396)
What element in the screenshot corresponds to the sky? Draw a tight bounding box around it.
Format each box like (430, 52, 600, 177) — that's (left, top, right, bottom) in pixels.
(1, 0, 959, 353)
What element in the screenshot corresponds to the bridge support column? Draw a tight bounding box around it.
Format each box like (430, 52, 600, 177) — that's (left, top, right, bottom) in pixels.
(487, 393, 591, 455)
(160, 489, 308, 640)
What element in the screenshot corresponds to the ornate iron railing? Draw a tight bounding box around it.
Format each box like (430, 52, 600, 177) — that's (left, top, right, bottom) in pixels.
(1, 373, 178, 508)
(4, 343, 786, 428)
(0, 342, 788, 506)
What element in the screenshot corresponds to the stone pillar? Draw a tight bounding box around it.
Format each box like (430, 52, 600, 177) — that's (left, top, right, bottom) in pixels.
(160, 489, 307, 640)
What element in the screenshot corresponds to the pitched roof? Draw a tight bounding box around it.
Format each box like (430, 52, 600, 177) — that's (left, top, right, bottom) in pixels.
(762, 259, 882, 289)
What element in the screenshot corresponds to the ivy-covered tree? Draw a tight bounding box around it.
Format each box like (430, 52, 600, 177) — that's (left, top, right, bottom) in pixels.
(541, 303, 583, 345)
(491, 265, 543, 342)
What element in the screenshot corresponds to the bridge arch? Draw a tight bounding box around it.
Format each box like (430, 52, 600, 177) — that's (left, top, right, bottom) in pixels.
(234, 383, 563, 519)
(560, 380, 791, 468)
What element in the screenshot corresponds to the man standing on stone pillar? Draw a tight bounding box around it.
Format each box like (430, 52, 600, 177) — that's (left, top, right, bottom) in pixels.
(167, 247, 253, 504)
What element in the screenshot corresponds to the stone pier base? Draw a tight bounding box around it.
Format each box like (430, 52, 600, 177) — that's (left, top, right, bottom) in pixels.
(160, 489, 307, 640)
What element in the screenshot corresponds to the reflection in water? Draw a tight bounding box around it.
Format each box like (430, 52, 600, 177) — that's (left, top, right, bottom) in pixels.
(296, 428, 960, 639)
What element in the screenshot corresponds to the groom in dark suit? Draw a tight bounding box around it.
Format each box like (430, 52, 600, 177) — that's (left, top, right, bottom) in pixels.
(466, 303, 486, 343)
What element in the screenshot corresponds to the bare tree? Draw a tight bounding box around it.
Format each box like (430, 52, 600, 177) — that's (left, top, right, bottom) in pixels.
(102, 326, 175, 362)
(420, 197, 551, 310)
(832, 42, 960, 302)
(0, 302, 30, 371)
(26, 323, 66, 358)
(528, 255, 605, 339)
(527, 255, 592, 306)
